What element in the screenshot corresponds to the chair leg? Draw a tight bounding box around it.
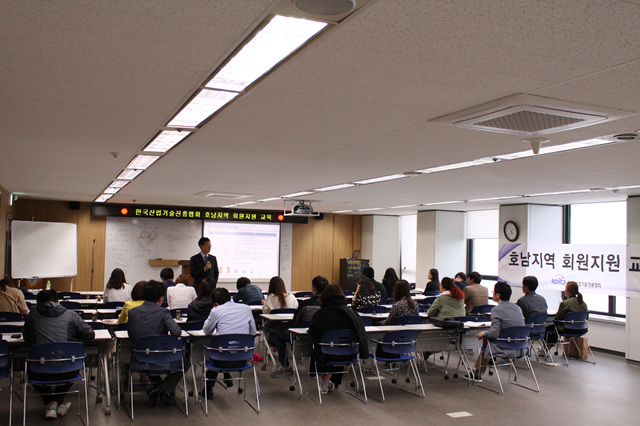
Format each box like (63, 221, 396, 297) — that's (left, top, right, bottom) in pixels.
(129, 371, 134, 420)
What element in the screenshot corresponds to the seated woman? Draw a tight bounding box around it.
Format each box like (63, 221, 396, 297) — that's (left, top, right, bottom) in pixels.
(103, 268, 132, 303)
(546, 281, 588, 344)
(0, 277, 29, 315)
(426, 277, 465, 319)
(383, 280, 419, 324)
(309, 284, 368, 394)
(351, 277, 380, 311)
(262, 276, 298, 313)
(423, 268, 441, 294)
(381, 267, 399, 300)
(118, 281, 146, 323)
(187, 278, 216, 322)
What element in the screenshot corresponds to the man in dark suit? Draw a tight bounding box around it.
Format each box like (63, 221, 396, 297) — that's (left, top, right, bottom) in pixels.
(189, 237, 219, 290)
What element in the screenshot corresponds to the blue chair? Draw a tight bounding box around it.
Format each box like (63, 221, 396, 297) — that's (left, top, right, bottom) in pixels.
(0, 340, 13, 425)
(423, 291, 440, 297)
(24, 293, 36, 301)
(129, 335, 188, 419)
(269, 308, 296, 314)
(0, 312, 23, 322)
(389, 315, 422, 325)
(470, 304, 494, 318)
(102, 301, 124, 309)
(248, 300, 264, 305)
(23, 342, 89, 426)
(482, 326, 539, 394)
(57, 292, 82, 300)
(368, 330, 424, 401)
(343, 291, 353, 296)
(310, 329, 367, 405)
(357, 305, 388, 314)
(359, 316, 375, 327)
(419, 297, 437, 307)
(60, 301, 82, 310)
(294, 292, 313, 298)
(525, 313, 554, 363)
(0, 324, 22, 334)
(553, 311, 595, 365)
(202, 334, 259, 414)
(86, 321, 105, 330)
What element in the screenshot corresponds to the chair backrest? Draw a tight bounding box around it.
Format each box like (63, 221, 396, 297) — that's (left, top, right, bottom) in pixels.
(470, 304, 494, 315)
(103, 301, 124, 309)
(525, 313, 548, 338)
(270, 308, 296, 314)
(58, 292, 82, 300)
(182, 320, 205, 331)
(450, 316, 484, 323)
(358, 305, 388, 314)
(0, 311, 23, 322)
(294, 291, 313, 298)
(379, 330, 420, 355)
(389, 315, 422, 325)
(318, 329, 359, 357)
(24, 292, 36, 300)
(343, 291, 353, 296)
(86, 321, 105, 330)
(560, 311, 589, 331)
(133, 334, 184, 364)
(27, 342, 85, 374)
(420, 297, 438, 306)
(379, 298, 392, 305)
(0, 324, 22, 334)
(496, 326, 531, 351)
(359, 316, 374, 327)
(60, 301, 82, 309)
(248, 300, 264, 305)
(206, 334, 255, 362)
(423, 291, 440, 297)
(0, 340, 9, 370)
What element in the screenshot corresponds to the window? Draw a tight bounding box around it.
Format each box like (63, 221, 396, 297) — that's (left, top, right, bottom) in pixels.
(570, 201, 626, 317)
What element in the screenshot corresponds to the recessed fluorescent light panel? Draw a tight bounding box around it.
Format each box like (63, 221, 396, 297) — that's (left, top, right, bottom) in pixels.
(415, 158, 495, 174)
(258, 197, 281, 202)
(95, 194, 112, 203)
(117, 169, 143, 180)
(144, 130, 191, 153)
(280, 191, 314, 198)
(333, 209, 354, 213)
(354, 174, 407, 185)
(390, 204, 418, 209)
(314, 183, 355, 192)
(127, 155, 159, 170)
(167, 89, 239, 128)
(108, 180, 128, 189)
(103, 187, 121, 194)
(206, 16, 327, 92)
(421, 201, 462, 206)
(357, 207, 384, 212)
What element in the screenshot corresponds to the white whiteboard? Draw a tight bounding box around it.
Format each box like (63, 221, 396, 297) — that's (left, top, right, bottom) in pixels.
(105, 217, 202, 285)
(11, 220, 78, 279)
(203, 221, 280, 282)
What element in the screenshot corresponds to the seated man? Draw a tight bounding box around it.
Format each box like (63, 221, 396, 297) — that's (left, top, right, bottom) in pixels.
(463, 271, 488, 313)
(275, 275, 329, 370)
(128, 280, 184, 406)
(454, 272, 468, 292)
(516, 275, 548, 318)
(202, 287, 257, 398)
(232, 277, 264, 305)
(23, 289, 95, 419)
(466, 282, 525, 382)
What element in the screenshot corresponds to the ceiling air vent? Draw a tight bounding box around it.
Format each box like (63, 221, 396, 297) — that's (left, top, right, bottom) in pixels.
(429, 94, 635, 136)
(193, 191, 252, 199)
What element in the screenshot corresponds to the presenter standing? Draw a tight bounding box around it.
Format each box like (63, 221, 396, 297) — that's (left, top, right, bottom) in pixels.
(190, 237, 219, 290)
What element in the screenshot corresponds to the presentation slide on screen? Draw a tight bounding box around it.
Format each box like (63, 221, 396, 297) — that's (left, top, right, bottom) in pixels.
(203, 221, 280, 281)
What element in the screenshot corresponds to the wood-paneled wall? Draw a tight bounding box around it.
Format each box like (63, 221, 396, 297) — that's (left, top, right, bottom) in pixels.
(10, 200, 106, 291)
(290, 213, 362, 291)
(3, 200, 361, 293)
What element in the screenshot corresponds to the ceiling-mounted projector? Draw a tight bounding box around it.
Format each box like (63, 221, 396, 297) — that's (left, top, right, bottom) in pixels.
(293, 202, 314, 214)
(284, 199, 321, 217)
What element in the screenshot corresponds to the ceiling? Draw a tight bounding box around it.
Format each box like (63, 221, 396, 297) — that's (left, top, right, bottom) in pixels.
(2, 0, 640, 216)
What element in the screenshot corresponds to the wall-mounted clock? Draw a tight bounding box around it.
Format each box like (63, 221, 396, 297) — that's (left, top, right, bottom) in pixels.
(503, 220, 519, 242)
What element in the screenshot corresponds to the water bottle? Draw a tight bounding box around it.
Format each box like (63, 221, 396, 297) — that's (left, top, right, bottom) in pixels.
(46, 280, 52, 290)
